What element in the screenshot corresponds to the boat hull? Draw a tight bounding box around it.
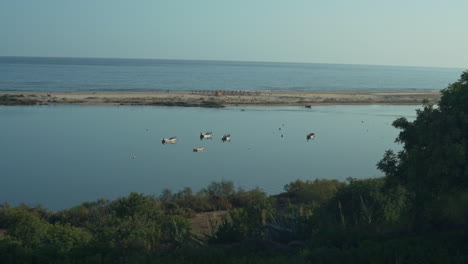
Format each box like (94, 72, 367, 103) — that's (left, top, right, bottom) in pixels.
(193, 148, 205, 152)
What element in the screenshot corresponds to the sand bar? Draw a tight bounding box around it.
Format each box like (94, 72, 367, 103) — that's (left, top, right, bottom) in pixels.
(0, 91, 441, 107)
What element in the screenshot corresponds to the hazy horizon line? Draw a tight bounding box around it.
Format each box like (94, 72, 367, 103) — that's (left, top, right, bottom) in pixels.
(0, 55, 464, 70)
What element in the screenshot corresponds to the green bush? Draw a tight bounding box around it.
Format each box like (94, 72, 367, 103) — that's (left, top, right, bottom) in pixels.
(4, 209, 50, 249)
(378, 70, 468, 230)
(43, 223, 92, 253)
(210, 198, 276, 244)
(284, 179, 345, 204)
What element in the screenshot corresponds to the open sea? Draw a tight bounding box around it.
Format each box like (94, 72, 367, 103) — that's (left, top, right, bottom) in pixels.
(0, 57, 464, 210)
(0, 56, 464, 93)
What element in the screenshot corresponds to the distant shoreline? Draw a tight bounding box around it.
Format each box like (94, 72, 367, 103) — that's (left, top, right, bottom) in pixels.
(0, 91, 441, 107)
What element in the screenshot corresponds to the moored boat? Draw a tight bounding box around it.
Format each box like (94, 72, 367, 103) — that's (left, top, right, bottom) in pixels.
(193, 147, 205, 152)
(162, 137, 177, 144)
(221, 134, 231, 142)
(200, 132, 213, 140)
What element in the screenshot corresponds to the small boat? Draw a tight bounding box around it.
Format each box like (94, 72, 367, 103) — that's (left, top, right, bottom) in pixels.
(162, 137, 177, 144)
(200, 132, 213, 140)
(193, 147, 205, 152)
(305, 105, 312, 109)
(221, 134, 231, 142)
(306, 133, 315, 141)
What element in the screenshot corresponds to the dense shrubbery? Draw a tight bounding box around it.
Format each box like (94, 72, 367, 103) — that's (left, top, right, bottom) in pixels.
(0, 176, 466, 263)
(158, 180, 268, 213)
(0, 71, 467, 263)
(0, 194, 193, 261)
(283, 179, 345, 204)
(378, 71, 468, 232)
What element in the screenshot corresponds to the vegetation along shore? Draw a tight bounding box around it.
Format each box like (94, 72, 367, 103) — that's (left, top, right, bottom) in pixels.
(0, 90, 441, 107)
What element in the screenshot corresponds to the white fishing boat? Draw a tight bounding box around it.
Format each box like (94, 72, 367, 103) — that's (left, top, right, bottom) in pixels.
(221, 134, 231, 142)
(162, 137, 177, 144)
(306, 133, 315, 141)
(193, 147, 205, 152)
(200, 132, 213, 139)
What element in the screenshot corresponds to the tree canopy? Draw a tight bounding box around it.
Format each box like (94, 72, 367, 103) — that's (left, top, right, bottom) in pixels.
(378, 71, 468, 198)
(377, 71, 468, 231)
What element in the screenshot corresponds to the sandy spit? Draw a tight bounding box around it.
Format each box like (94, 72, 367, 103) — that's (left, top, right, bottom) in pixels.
(1, 91, 441, 107)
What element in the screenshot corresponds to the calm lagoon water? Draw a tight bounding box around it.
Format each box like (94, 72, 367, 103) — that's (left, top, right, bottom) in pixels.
(0, 105, 417, 210)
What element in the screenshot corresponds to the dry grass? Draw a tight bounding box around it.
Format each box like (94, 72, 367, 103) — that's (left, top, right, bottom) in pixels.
(189, 210, 228, 236)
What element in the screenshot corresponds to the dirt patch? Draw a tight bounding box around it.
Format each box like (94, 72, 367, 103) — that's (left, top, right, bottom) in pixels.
(0, 229, 6, 239)
(190, 211, 228, 236)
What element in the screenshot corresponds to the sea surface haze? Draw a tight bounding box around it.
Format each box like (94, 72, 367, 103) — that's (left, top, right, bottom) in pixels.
(0, 57, 463, 93)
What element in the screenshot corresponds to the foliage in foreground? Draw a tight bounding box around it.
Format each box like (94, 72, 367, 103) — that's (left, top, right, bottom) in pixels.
(0, 177, 465, 263)
(378, 70, 468, 231)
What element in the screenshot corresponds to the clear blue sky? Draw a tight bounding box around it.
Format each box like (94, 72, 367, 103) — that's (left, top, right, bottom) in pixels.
(1, 0, 467, 68)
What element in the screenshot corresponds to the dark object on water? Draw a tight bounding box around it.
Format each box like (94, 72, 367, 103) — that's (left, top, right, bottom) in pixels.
(222, 134, 231, 142)
(305, 105, 312, 109)
(306, 133, 315, 141)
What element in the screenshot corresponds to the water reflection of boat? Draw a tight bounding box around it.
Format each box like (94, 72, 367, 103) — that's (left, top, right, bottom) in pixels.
(193, 147, 205, 152)
(162, 137, 177, 144)
(221, 134, 231, 142)
(306, 133, 315, 141)
(200, 132, 213, 140)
